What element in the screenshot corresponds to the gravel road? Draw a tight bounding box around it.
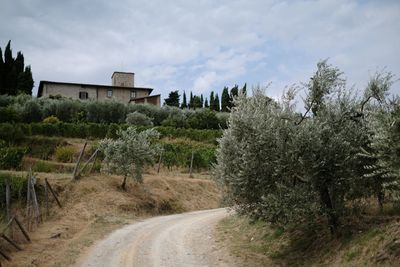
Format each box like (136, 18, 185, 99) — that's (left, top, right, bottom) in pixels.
(78, 208, 236, 267)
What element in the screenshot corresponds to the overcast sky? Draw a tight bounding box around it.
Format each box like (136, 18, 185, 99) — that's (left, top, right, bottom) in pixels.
(1, 0, 399, 103)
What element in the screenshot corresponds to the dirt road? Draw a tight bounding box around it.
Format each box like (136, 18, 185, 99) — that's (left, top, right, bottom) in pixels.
(78, 208, 235, 267)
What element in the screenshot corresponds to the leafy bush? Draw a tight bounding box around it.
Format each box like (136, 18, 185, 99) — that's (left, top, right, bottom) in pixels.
(0, 172, 28, 209)
(0, 146, 27, 169)
(22, 136, 66, 160)
(32, 160, 56, 173)
(0, 106, 21, 122)
(22, 99, 42, 122)
(55, 145, 75, 162)
(0, 123, 24, 142)
(161, 142, 216, 170)
(43, 115, 60, 124)
(126, 112, 153, 126)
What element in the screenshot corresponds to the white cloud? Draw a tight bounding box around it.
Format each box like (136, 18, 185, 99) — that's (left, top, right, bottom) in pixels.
(0, 0, 399, 99)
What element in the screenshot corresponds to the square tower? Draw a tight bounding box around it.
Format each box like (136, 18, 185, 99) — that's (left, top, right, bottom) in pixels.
(112, 72, 135, 87)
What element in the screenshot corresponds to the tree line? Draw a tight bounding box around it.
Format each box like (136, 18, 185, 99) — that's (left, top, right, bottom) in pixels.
(164, 83, 247, 112)
(0, 40, 34, 96)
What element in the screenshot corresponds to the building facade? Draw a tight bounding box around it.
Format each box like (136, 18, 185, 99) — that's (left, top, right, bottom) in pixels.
(38, 72, 161, 106)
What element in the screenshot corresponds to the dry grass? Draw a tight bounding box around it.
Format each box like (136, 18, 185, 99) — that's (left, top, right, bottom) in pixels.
(217, 213, 400, 267)
(0, 171, 221, 267)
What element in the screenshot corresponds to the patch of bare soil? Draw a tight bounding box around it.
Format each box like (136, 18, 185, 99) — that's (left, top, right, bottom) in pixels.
(1, 171, 221, 267)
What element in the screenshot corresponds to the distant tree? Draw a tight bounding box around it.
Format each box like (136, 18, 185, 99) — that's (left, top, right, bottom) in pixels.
(0, 47, 3, 93)
(181, 91, 187, 109)
(215, 93, 220, 112)
(189, 91, 194, 109)
(17, 66, 34, 95)
(191, 95, 202, 109)
(221, 86, 230, 112)
(164, 90, 180, 107)
(204, 98, 209, 108)
(200, 94, 204, 107)
(241, 83, 247, 96)
(210, 91, 216, 111)
(228, 85, 239, 109)
(0, 40, 34, 95)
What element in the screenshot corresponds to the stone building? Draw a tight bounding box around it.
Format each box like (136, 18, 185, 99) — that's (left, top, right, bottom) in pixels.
(38, 72, 160, 106)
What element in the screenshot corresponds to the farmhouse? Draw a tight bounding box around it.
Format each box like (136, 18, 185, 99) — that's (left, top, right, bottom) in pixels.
(38, 72, 161, 106)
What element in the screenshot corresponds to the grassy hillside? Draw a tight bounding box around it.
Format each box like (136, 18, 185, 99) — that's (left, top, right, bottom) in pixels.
(217, 213, 400, 267)
(1, 171, 221, 266)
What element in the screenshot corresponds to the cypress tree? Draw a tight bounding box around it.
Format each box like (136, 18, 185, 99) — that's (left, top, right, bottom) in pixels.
(3, 41, 14, 94)
(221, 86, 230, 112)
(210, 91, 215, 111)
(200, 94, 204, 108)
(0, 47, 3, 94)
(204, 98, 209, 108)
(15, 52, 24, 74)
(0, 40, 34, 96)
(181, 91, 187, 109)
(215, 93, 220, 112)
(189, 91, 194, 109)
(228, 84, 239, 109)
(241, 83, 247, 96)
(16, 66, 34, 95)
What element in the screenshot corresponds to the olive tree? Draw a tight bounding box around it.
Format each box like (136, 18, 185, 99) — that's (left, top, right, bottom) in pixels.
(99, 127, 160, 190)
(214, 60, 397, 234)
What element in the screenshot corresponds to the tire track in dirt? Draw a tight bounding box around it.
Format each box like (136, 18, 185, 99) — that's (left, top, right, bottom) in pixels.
(78, 208, 236, 267)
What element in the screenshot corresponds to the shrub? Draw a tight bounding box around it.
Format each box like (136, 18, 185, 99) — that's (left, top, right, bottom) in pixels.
(0, 106, 21, 122)
(22, 136, 66, 160)
(22, 99, 43, 122)
(126, 112, 153, 126)
(43, 115, 60, 124)
(0, 172, 28, 209)
(0, 146, 27, 169)
(32, 160, 56, 173)
(55, 145, 75, 162)
(0, 123, 24, 142)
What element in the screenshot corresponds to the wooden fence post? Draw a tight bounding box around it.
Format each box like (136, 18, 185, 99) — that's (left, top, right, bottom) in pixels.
(45, 179, 49, 216)
(88, 151, 98, 174)
(45, 179, 62, 208)
(30, 176, 41, 224)
(157, 151, 163, 174)
(72, 142, 87, 180)
(189, 151, 194, 178)
(5, 180, 10, 222)
(14, 217, 30, 242)
(78, 148, 99, 176)
(0, 248, 11, 261)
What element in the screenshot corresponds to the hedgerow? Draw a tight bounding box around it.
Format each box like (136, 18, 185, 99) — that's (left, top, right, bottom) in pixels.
(0, 96, 228, 129)
(1, 123, 222, 143)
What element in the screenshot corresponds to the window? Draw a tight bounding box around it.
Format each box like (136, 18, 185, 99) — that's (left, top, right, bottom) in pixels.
(130, 90, 136, 99)
(107, 89, 113, 97)
(79, 91, 88, 100)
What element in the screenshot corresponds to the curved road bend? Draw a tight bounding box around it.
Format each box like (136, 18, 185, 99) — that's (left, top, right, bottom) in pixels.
(78, 208, 236, 267)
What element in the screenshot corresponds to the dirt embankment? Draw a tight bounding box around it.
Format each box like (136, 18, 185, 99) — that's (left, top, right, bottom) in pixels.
(217, 214, 400, 267)
(1, 171, 221, 267)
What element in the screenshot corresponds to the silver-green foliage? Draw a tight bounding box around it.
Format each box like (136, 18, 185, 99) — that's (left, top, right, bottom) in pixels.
(99, 127, 160, 187)
(126, 111, 154, 126)
(215, 60, 398, 232)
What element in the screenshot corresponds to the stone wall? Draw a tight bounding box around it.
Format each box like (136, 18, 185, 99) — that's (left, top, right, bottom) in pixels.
(112, 72, 134, 87)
